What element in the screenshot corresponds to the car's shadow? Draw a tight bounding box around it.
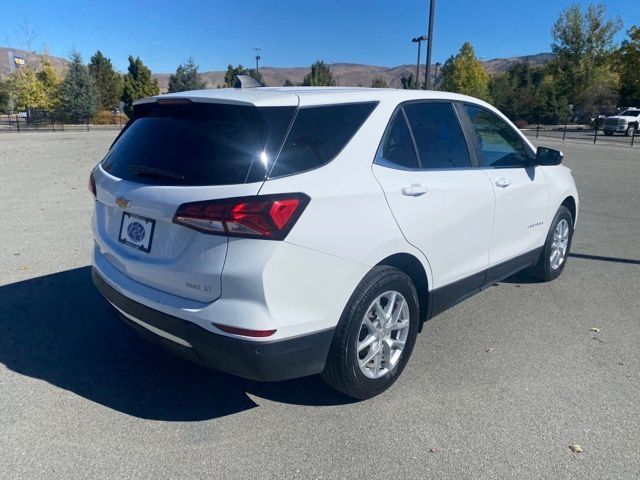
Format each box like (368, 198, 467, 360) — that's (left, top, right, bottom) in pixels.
(0, 267, 354, 421)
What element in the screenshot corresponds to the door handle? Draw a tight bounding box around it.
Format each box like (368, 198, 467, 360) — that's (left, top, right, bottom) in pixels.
(401, 184, 429, 197)
(495, 178, 511, 188)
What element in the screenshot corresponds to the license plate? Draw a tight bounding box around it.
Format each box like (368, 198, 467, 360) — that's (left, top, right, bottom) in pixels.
(118, 212, 156, 253)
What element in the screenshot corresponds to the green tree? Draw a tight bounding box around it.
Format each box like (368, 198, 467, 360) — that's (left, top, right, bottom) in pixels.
(489, 62, 570, 124)
(10, 67, 47, 111)
(301, 61, 335, 86)
(400, 73, 416, 89)
(617, 26, 640, 106)
(36, 55, 61, 110)
(0, 78, 13, 113)
(88, 50, 123, 109)
(223, 64, 263, 87)
(550, 3, 622, 112)
(121, 55, 159, 117)
(168, 56, 207, 92)
(57, 52, 99, 123)
(440, 42, 490, 100)
(371, 76, 388, 88)
(283, 79, 294, 86)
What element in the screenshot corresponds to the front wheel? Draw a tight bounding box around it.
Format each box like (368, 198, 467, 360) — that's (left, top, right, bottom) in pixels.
(321, 266, 420, 400)
(527, 206, 574, 282)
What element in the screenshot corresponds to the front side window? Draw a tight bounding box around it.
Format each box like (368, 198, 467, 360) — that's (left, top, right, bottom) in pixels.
(403, 102, 472, 169)
(269, 102, 377, 178)
(375, 111, 419, 169)
(464, 104, 528, 168)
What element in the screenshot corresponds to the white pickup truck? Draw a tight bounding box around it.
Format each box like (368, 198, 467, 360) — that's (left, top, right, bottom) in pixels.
(603, 108, 640, 136)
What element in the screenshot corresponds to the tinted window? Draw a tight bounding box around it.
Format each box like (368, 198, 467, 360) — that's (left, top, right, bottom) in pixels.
(375, 112, 419, 169)
(403, 102, 471, 169)
(464, 104, 528, 167)
(102, 103, 294, 186)
(269, 102, 376, 178)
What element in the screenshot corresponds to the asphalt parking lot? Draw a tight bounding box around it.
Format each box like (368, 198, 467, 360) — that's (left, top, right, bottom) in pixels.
(1, 131, 639, 479)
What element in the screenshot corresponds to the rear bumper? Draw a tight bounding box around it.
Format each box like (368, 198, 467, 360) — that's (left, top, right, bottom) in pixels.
(92, 268, 334, 381)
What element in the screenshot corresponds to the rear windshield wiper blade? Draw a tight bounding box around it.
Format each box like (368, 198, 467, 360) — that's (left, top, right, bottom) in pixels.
(128, 164, 185, 181)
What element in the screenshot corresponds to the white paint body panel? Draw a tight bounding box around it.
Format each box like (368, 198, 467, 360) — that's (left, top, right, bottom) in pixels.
(92, 87, 578, 343)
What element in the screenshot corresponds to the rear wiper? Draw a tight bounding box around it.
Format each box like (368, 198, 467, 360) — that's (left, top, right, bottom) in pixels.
(128, 164, 185, 181)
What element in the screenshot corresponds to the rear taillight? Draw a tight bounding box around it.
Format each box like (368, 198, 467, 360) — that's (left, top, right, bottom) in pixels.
(173, 193, 310, 240)
(88, 171, 96, 197)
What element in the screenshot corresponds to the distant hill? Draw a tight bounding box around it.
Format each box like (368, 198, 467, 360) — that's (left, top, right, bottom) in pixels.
(0, 45, 554, 91)
(0, 47, 69, 76)
(153, 53, 554, 91)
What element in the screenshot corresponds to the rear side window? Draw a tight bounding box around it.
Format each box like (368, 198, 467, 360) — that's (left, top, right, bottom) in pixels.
(403, 102, 471, 169)
(375, 112, 419, 169)
(102, 103, 294, 186)
(268, 102, 377, 178)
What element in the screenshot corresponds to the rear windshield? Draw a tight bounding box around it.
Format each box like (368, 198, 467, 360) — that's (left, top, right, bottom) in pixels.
(102, 101, 376, 186)
(102, 102, 295, 186)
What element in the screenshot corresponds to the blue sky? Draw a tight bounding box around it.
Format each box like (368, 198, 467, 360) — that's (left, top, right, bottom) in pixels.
(0, 0, 638, 73)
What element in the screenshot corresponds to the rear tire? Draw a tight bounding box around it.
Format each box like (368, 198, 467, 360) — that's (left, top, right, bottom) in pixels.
(527, 206, 573, 282)
(321, 266, 420, 400)
(626, 124, 637, 137)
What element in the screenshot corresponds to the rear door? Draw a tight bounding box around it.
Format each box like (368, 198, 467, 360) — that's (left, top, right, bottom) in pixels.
(372, 101, 495, 290)
(461, 104, 549, 274)
(92, 101, 295, 302)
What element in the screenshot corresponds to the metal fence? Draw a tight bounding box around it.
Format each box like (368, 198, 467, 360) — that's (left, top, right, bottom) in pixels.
(0, 115, 124, 133)
(524, 123, 639, 146)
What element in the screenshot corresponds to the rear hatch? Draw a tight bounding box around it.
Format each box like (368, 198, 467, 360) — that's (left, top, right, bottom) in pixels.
(92, 99, 296, 302)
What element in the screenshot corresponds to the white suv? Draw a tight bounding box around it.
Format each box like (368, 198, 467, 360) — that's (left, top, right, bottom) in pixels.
(90, 87, 578, 399)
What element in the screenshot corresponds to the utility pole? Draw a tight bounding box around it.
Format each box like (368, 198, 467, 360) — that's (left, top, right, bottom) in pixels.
(412, 35, 427, 90)
(434, 62, 441, 90)
(254, 47, 262, 75)
(424, 0, 436, 90)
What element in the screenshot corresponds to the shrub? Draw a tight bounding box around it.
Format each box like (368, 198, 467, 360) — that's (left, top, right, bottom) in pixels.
(92, 109, 127, 125)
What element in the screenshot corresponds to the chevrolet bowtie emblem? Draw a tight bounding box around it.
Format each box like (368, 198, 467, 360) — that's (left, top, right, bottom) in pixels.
(115, 196, 132, 209)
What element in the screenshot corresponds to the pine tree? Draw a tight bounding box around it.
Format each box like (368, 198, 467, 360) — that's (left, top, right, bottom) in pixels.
(301, 61, 335, 86)
(88, 50, 123, 109)
(371, 77, 388, 88)
(440, 42, 490, 100)
(222, 64, 263, 87)
(58, 52, 99, 123)
(121, 56, 159, 117)
(400, 73, 416, 90)
(283, 79, 294, 86)
(616, 26, 640, 106)
(0, 78, 14, 113)
(168, 57, 207, 92)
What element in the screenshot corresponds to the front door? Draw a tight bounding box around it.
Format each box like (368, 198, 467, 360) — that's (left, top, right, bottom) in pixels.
(461, 104, 549, 272)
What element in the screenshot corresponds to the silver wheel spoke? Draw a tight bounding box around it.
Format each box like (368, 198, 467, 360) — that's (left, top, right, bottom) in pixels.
(359, 343, 380, 367)
(357, 290, 411, 379)
(358, 334, 376, 352)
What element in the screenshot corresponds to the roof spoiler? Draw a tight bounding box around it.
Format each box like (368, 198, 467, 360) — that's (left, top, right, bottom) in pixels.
(234, 74, 264, 89)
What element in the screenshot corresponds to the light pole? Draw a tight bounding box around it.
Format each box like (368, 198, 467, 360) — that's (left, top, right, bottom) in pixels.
(424, 0, 436, 90)
(434, 62, 441, 90)
(253, 47, 262, 75)
(411, 35, 427, 90)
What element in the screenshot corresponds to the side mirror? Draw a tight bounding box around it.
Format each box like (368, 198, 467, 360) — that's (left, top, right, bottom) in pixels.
(535, 147, 564, 166)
